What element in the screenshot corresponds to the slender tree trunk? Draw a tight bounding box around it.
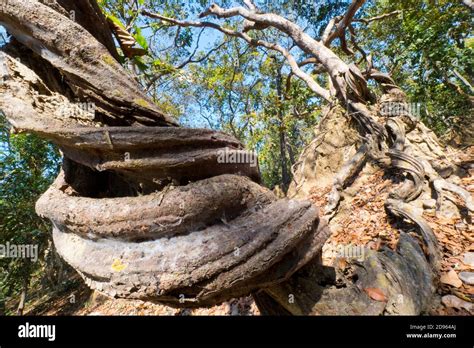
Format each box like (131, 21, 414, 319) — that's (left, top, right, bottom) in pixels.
(279, 129, 290, 192)
(0, 295, 5, 316)
(276, 64, 291, 192)
(16, 277, 28, 316)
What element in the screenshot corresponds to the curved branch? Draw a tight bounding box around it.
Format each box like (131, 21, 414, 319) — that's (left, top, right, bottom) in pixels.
(145, 30, 228, 91)
(197, 3, 352, 99)
(354, 10, 402, 24)
(142, 10, 331, 102)
(323, 0, 366, 46)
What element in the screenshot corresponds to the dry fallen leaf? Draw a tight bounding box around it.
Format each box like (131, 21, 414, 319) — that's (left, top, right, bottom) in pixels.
(337, 257, 348, 270)
(440, 269, 463, 288)
(364, 287, 388, 302)
(442, 295, 473, 312)
(464, 286, 474, 295)
(461, 231, 474, 243)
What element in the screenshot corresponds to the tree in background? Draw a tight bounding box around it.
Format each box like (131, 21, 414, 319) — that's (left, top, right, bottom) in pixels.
(360, 0, 473, 142)
(0, 115, 61, 314)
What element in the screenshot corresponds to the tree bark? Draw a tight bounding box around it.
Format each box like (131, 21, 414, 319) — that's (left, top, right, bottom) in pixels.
(0, 0, 329, 308)
(276, 64, 291, 192)
(0, 0, 471, 314)
(16, 277, 28, 316)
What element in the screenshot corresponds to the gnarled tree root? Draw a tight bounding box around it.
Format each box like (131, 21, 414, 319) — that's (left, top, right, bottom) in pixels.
(0, 0, 330, 308)
(1, 0, 470, 314)
(36, 162, 329, 306)
(276, 95, 470, 315)
(254, 232, 436, 315)
(49, 193, 327, 307)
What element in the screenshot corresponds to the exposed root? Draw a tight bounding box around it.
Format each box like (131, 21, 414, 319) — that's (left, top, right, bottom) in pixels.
(385, 199, 441, 271)
(263, 75, 470, 314)
(0, 0, 331, 308)
(433, 179, 474, 213)
(325, 143, 368, 219)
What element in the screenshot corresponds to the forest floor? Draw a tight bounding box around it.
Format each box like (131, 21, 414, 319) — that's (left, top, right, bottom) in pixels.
(19, 275, 259, 316)
(310, 147, 474, 316)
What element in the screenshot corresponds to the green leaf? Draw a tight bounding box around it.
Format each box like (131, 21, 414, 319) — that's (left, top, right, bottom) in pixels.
(105, 13, 125, 30)
(133, 26, 149, 51)
(133, 56, 148, 72)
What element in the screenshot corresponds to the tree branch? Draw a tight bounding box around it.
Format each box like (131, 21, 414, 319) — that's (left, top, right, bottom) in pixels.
(452, 69, 474, 93)
(146, 28, 228, 91)
(354, 10, 401, 24)
(196, 3, 357, 101)
(321, 16, 339, 44)
(462, 0, 474, 11)
(142, 10, 331, 102)
(323, 0, 366, 46)
(285, 58, 327, 99)
(243, 0, 257, 11)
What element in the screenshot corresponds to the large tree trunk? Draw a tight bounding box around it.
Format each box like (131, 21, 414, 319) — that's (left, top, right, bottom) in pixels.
(0, 0, 471, 314)
(0, 0, 329, 308)
(193, 2, 473, 315)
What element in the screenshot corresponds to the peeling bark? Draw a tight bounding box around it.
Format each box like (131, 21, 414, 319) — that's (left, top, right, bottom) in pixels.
(0, 0, 176, 127)
(0, 0, 329, 308)
(0, 0, 470, 314)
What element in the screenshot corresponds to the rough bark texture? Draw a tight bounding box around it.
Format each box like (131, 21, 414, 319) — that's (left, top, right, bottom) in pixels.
(0, 0, 176, 127)
(256, 94, 471, 315)
(0, 0, 329, 307)
(1, 0, 471, 314)
(191, 0, 473, 315)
